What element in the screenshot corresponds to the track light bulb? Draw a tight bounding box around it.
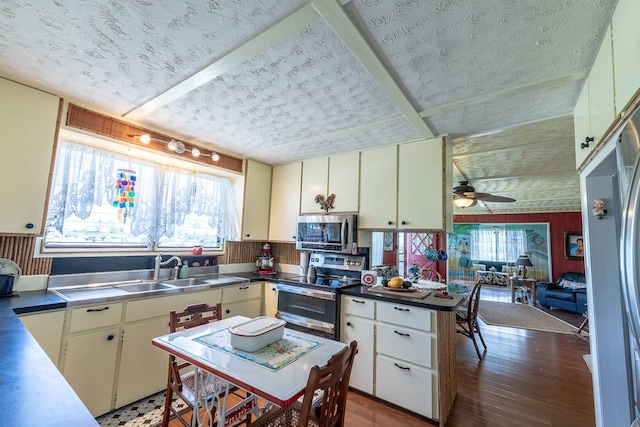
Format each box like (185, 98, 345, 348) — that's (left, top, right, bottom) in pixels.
(211, 152, 220, 161)
(191, 147, 200, 157)
(139, 133, 151, 144)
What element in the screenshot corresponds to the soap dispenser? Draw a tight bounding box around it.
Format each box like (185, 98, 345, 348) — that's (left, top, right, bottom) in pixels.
(179, 261, 189, 279)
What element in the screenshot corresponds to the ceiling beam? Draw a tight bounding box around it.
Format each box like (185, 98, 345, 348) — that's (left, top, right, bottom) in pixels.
(452, 114, 574, 140)
(452, 136, 573, 159)
(311, 0, 435, 139)
(123, 4, 319, 118)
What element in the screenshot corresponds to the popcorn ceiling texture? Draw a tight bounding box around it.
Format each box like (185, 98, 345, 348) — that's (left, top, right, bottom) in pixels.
(0, 0, 618, 213)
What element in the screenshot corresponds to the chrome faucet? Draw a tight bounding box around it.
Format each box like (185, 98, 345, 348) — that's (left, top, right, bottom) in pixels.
(153, 255, 182, 280)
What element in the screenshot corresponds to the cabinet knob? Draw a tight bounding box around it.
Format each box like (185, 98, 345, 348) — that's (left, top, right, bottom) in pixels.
(346, 321, 352, 327)
(292, 236, 296, 240)
(107, 334, 114, 341)
(25, 223, 34, 229)
(401, 221, 407, 225)
(581, 136, 594, 149)
(246, 234, 250, 237)
(387, 221, 393, 226)
(225, 309, 230, 314)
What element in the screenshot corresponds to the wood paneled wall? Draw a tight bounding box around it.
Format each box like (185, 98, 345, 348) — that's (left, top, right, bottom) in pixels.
(0, 236, 51, 275)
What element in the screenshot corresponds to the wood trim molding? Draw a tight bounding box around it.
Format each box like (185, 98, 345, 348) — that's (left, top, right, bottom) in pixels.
(66, 104, 243, 173)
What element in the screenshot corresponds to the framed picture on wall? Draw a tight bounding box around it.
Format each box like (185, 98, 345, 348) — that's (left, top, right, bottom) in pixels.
(383, 232, 394, 251)
(565, 232, 584, 260)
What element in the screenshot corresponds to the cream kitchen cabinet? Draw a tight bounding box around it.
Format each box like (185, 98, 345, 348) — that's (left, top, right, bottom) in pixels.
(341, 296, 375, 394)
(221, 282, 262, 319)
(0, 77, 60, 234)
(269, 162, 302, 242)
(360, 138, 452, 232)
(340, 295, 456, 425)
(613, 0, 640, 116)
(61, 302, 124, 416)
(301, 156, 329, 214)
(264, 282, 278, 317)
(301, 153, 359, 214)
(116, 288, 222, 408)
(19, 309, 65, 368)
(575, 24, 615, 168)
(242, 159, 271, 241)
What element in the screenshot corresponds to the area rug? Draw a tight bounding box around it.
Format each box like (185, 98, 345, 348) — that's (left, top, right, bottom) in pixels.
(478, 300, 578, 334)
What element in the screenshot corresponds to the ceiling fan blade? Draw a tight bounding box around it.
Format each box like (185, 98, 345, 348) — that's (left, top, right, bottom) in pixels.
(474, 192, 516, 203)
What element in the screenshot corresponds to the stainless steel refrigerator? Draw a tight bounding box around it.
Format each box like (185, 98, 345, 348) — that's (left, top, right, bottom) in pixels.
(618, 101, 640, 420)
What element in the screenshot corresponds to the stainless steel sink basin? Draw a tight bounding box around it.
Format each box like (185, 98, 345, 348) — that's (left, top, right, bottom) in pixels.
(115, 282, 176, 292)
(165, 276, 249, 287)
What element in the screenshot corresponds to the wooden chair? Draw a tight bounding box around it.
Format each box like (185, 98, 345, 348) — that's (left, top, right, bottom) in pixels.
(247, 341, 358, 427)
(456, 281, 487, 360)
(421, 268, 444, 284)
(162, 303, 243, 427)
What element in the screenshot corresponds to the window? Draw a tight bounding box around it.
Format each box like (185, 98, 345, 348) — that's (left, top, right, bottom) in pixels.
(44, 140, 238, 251)
(469, 225, 527, 262)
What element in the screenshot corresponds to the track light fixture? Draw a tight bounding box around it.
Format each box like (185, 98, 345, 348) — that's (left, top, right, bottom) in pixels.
(128, 133, 221, 161)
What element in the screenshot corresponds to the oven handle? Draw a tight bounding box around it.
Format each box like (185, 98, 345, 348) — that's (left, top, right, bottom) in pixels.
(276, 284, 335, 301)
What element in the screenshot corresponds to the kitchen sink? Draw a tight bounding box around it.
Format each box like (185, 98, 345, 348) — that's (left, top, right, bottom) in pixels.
(115, 282, 176, 292)
(165, 276, 249, 287)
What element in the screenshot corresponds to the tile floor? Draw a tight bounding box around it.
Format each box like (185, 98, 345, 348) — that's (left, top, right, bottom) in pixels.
(96, 392, 186, 427)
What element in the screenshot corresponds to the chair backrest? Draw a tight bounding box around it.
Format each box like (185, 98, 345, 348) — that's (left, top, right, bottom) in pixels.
(465, 280, 483, 319)
(297, 341, 358, 427)
(170, 302, 222, 333)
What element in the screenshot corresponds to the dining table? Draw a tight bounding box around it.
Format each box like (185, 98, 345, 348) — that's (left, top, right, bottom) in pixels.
(152, 315, 348, 427)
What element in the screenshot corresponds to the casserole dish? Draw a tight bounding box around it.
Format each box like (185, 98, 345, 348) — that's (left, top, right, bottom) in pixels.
(229, 317, 285, 352)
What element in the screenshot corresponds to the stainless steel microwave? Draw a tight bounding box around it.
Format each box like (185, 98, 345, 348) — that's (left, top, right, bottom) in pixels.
(296, 214, 357, 254)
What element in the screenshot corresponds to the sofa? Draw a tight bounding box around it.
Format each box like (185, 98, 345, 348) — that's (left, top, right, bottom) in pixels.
(536, 272, 587, 315)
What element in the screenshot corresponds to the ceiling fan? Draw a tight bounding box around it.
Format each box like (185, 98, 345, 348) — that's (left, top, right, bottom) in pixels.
(453, 181, 516, 208)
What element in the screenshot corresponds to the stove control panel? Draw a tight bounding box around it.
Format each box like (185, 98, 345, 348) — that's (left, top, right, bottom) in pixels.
(308, 252, 366, 272)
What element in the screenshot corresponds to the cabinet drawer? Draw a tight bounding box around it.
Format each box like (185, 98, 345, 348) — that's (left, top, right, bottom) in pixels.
(69, 303, 123, 333)
(125, 289, 222, 323)
(375, 354, 436, 419)
(377, 323, 434, 368)
(222, 283, 261, 304)
(341, 295, 375, 319)
(377, 301, 434, 332)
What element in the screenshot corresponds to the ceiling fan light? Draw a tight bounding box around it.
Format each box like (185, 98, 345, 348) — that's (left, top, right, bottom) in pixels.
(453, 195, 475, 208)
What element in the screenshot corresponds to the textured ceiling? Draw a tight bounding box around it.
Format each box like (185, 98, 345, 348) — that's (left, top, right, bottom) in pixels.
(0, 0, 619, 214)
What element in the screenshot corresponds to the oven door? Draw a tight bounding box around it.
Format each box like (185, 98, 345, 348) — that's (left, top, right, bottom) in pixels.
(275, 284, 336, 337)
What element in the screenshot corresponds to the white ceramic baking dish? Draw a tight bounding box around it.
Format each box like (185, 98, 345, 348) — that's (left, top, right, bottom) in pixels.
(229, 317, 286, 352)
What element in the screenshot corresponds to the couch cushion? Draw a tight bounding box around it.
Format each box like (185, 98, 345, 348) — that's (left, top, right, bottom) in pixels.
(559, 278, 587, 290)
(546, 289, 577, 302)
(561, 272, 586, 283)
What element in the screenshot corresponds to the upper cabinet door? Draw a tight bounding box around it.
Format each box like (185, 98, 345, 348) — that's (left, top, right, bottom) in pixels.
(359, 145, 398, 230)
(300, 156, 329, 214)
(269, 162, 302, 242)
(0, 78, 60, 234)
(588, 24, 615, 147)
(329, 152, 360, 213)
(613, 0, 640, 114)
(398, 138, 446, 231)
(242, 159, 271, 241)
(574, 82, 591, 169)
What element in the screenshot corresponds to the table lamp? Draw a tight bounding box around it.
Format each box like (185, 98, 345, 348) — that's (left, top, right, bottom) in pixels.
(515, 255, 533, 278)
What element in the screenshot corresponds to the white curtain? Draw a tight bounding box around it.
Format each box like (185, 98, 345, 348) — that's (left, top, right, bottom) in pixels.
(47, 140, 238, 244)
(470, 226, 526, 263)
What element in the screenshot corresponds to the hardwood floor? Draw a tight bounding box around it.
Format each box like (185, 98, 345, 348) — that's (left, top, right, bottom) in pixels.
(171, 288, 594, 426)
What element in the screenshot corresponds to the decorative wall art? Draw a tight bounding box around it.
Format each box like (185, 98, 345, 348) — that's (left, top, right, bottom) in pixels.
(565, 232, 584, 260)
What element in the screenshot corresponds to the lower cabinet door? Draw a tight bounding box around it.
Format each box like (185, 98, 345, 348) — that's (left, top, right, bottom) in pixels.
(63, 328, 120, 416)
(116, 317, 170, 408)
(375, 354, 436, 419)
(342, 315, 374, 394)
(222, 299, 262, 319)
